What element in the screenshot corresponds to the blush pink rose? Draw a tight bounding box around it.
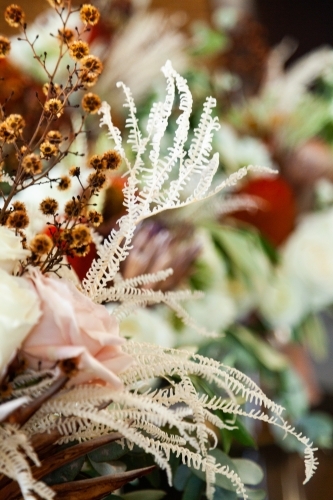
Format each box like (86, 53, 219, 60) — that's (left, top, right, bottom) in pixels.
(21, 269, 132, 388)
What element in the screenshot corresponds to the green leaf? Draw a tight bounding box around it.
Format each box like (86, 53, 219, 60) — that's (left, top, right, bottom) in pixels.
(191, 449, 238, 491)
(42, 456, 85, 485)
(245, 489, 267, 500)
(174, 464, 192, 491)
(221, 416, 257, 449)
(296, 411, 333, 448)
(89, 458, 126, 477)
(231, 459, 263, 486)
(182, 474, 204, 500)
(230, 325, 287, 372)
(88, 442, 128, 462)
(213, 486, 237, 499)
(191, 22, 228, 56)
(121, 491, 166, 500)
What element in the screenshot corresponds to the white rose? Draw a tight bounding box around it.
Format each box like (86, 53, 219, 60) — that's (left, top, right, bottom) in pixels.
(0, 226, 30, 273)
(0, 269, 41, 377)
(282, 208, 333, 311)
(259, 268, 307, 329)
(116, 307, 177, 348)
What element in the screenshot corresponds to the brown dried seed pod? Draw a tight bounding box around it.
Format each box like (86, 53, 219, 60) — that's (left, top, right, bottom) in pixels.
(40, 197, 59, 215)
(6, 210, 29, 229)
(69, 40, 89, 61)
(4, 4, 25, 28)
(22, 154, 43, 175)
(30, 234, 53, 255)
(57, 175, 71, 190)
(81, 92, 101, 113)
(80, 4, 100, 26)
(0, 36, 11, 58)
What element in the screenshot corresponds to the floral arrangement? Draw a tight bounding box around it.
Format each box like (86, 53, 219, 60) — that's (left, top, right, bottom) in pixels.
(0, 2, 320, 499)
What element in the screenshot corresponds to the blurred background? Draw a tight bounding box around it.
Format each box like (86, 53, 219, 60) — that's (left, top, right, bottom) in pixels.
(2, 0, 333, 498)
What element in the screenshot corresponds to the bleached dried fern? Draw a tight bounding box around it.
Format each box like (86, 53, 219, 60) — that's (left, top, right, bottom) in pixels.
(0, 62, 317, 500)
(8, 342, 317, 500)
(82, 60, 272, 306)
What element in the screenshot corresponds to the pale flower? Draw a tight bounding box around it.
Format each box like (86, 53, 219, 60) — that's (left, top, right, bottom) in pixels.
(0, 226, 30, 273)
(0, 269, 41, 378)
(21, 270, 132, 387)
(259, 267, 307, 329)
(282, 208, 333, 311)
(118, 307, 177, 348)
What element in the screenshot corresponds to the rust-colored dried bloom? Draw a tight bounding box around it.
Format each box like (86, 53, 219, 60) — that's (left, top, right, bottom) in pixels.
(6, 210, 29, 229)
(57, 27, 74, 44)
(22, 154, 42, 175)
(81, 72, 99, 88)
(69, 166, 81, 177)
(0, 122, 16, 143)
(80, 4, 100, 25)
(80, 55, 103, 78)
(40, 197, 59, 215)
(102, 150, 122, 170)
(58, 357, 79, 377)
(42, 82, 61, 97)
(88, 210, 103, 227)
(72, 243, 90, 257)
(69, 40, 89, 61)
(46, 130, 62, 145)
(47, 0, 64, 7)
(59, 228, 74, 248)
(88, 171, 106, 190)
(44, 98, 64, 118)
(6, 114, 25, 134)
(40, 141, 57, 159)
(0, 36, 11, 57)
(30, 234, 53, 255)
(81, 92, 101, 113)
(72, 224, 92, 247)
(64, 198, 81, 217)
(11, 201, 26, 212)
(89, 154, 104, 170)
(4, 4, 25, 28)
(57, 175, 71, 190)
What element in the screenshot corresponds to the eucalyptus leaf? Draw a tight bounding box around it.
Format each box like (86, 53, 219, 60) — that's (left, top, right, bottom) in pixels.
(121, 490, 166, 500)
(88, 442, 128, 462)
(89, 458, 126, 477)
(191, 448, 238, 491)
(213, 486, 237, 500)
(231, 459, 263, 486)
(42, 456, 85, 486)
(230, 325, 287, 371)
(245, 489, 267, 500)
(182, 474, 204, 500)
(220, 416, 257, 449)
(174, 464, 192, 491)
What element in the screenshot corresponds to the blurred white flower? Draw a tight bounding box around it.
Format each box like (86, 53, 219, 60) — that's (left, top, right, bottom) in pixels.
(259, 268, 307, 329)
(0, 269, 41, 378)
(282, 208, 333, 311)
(214, 123, 274, 173)
(118, 307, 177, 348)
(0, 226, 29, 273)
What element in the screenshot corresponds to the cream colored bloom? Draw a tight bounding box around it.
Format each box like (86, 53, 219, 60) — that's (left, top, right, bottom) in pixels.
(0, 269, 41, 378)
(22, 270, 132, 387)
(0, 226, 29, 273)
(282, 208, 333, 311)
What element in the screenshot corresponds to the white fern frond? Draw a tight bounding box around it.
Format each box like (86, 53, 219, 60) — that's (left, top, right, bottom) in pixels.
(0, 425, 54, 500)
(84, 62, 276, 303)
(98, 101, 125, 158)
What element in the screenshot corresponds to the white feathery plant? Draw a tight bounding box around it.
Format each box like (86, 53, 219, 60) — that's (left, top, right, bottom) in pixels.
(0, 61, 317, 500)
